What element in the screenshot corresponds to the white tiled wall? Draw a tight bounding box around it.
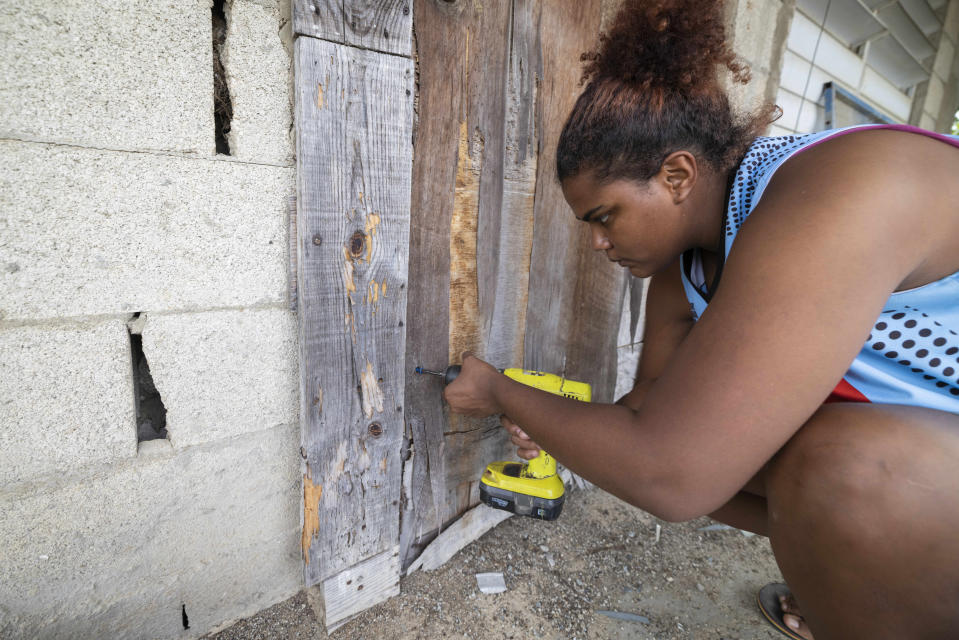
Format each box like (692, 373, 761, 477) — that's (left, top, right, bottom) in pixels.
(775, 2, 937, 134)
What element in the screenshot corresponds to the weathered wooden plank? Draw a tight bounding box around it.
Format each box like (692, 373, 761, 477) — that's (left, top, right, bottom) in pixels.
(444, 0, 532, 534)
(524, 0, 623, 403)
(320, 547, 401, 631)
(406, 504, 511, 574)
(344, 0, 413, 56)
(294, 36, 413, 590)
(482, 0, 541, 367)
(566, 242, 624, 402)
(399, 0, 462, 569)
(293, 0, 413, 56)
(401, 0, 518, 568)
(401, 0, 622, 572)
(447, 0, 512, 373)
(293, 0, 345, 43)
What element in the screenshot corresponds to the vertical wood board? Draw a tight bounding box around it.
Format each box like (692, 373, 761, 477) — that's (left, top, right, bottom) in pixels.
(294, 36, 414, 586)
(483, 0, 542, 367)
(400, 0, 464, 567)
(402, 0, 526, 566)
(524, 0, 623, 402)
(321, 547, 401, 630)
(293, 0, 413, 56)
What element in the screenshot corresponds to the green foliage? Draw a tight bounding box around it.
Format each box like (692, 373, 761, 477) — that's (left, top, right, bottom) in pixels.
(953, 109, 959, 135)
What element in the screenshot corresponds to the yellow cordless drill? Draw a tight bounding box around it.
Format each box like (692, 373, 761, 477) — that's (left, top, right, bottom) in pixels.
(415, 365, 591, 520)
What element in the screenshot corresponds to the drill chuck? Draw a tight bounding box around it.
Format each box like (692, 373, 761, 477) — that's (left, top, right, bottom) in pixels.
(414, 365, 461, 385)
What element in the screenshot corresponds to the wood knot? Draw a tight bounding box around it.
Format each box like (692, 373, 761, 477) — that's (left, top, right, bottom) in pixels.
(368, 423, 383, 438)
(349, 231, 366, 258)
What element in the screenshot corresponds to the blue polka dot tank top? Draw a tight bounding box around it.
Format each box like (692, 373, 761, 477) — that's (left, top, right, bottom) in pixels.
(681, 124, 959, 414)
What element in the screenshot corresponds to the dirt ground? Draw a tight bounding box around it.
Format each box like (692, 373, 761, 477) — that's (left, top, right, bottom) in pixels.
(205, 487, 787, 640)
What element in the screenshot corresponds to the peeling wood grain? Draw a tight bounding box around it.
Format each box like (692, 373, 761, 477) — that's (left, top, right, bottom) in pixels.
(399, 415, 432, 569)
(360, 360, 385, 418)
(448, 119, 482, 362)
(302, 471, 323, 562)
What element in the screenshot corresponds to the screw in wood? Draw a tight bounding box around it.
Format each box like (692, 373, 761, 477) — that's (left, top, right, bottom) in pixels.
(312, 234, 322, 246)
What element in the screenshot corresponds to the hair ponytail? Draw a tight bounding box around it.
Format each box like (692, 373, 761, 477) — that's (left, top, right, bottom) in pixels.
(557, 0, 777, 183)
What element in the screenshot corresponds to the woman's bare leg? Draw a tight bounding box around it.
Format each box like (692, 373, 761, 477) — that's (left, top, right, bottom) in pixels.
(709, 484, 769, 536)
(764, 403, 959, 640)
(710, 484, 815, 638)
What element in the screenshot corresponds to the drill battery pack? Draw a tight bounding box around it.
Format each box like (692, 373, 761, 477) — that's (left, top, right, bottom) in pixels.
(479, 461, 565, 521)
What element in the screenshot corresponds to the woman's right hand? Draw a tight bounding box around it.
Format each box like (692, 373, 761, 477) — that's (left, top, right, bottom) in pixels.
(501, 415, 541, 460)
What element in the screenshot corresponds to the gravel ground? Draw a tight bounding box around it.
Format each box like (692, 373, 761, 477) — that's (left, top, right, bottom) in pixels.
(205, 488, 786, 640)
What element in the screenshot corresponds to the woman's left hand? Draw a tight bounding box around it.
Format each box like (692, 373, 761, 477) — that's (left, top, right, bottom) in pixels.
(442, 353, 503, 417)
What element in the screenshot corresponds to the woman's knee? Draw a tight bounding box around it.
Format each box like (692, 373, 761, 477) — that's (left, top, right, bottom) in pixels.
(765, 403, 959, 535)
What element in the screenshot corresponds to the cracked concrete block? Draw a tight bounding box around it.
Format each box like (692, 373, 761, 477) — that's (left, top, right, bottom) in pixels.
(0, 141, 293, 321)
(143, 308, 298, 448)
(224, 0, 294, 165)
(0, 320, 137, 486)
(0, 425, 302, 640)
(0, 0, 213, 154)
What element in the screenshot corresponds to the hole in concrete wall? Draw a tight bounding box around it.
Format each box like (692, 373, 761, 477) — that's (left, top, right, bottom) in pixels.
(212, 0, 233, 155)
(181, 604, 190, 630)
(128, 314, 168, 442)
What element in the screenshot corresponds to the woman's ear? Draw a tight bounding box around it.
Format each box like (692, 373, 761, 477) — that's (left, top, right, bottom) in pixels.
(658, 151, 698, 203)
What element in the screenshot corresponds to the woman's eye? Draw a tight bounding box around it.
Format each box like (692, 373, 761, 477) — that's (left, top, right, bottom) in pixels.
(598, 212, 610, 225)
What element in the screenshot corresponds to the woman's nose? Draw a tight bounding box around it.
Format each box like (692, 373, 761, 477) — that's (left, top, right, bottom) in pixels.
(589, 222, 611, 251)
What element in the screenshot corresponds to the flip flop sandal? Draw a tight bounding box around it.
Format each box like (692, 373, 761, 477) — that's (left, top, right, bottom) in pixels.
(757, 582, 806, 640)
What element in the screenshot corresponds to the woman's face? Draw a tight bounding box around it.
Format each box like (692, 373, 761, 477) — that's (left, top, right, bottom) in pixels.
(561, 169, 690, 278)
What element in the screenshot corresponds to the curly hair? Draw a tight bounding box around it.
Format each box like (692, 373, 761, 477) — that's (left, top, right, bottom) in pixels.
(556, 0, 777, 183)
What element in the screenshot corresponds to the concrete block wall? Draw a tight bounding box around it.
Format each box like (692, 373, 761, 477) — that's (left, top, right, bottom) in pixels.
(0, 1, 300, 638)
(725, 0, 794, 119)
